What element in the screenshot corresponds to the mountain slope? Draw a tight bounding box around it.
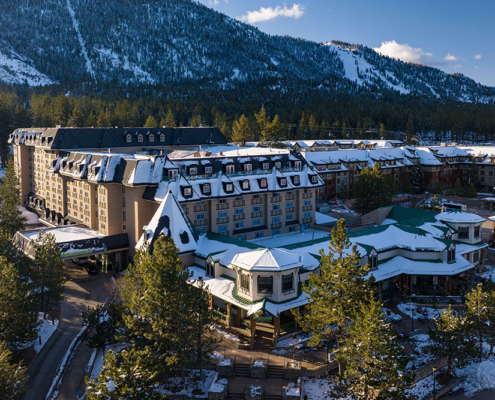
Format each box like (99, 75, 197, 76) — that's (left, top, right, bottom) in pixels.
(0, 0, 493, 103)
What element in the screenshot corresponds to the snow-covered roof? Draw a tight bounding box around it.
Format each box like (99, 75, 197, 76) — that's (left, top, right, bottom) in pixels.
(315, 212, 338, 225)
(21, 225, 103, 243)
(435, 211, 485, 224)
(230, 248, 302, 272)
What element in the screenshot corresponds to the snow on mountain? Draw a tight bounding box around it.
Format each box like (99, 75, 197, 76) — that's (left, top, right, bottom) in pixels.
(0, 48, 55, 87)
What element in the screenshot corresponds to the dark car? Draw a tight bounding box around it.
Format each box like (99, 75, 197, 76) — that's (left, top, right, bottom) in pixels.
(84, 264, 98, 275)
(73, 257, 89, 266)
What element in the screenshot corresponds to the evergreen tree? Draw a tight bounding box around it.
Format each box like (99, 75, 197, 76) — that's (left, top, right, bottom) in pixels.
(231, 114, 251, 145)
(53, 95, 71, 127)
(144, 115, 158, 128)
(299, 111, 309, 139)
(332, 297, 414, 400)
(0, 158, 26, 237)
(115, 100, 133, 127)
(255, 106, 270, 144)
(266, 115, 285, 145)
(353, 164, 392, 215)
(190, 115, 200, 127)
(469, 159, 482, 192)
(70, 104, 85, 127)
(379, 123, 386, 138)
(465, 284, 494, 362)
(85, 110, 97, 127)
(33, 231, 66, 319)
(466, 183, 478, 198)
(292, 219, 372, 375)
(0, 230, 30, 280)
(121, 236, 215, 374)
(409, 164, 426, 195)
(0, 258, 38, 348)
(454, 178, 463, 197)
(163, 108, 175, 128)
(428, 306, 476, 375)
(82, 303, 127, 350)
(96, 109, 110, 127)
(86, 346, 166, 400)
(0, 340, 27, 399)
(406, 115, 415, 145)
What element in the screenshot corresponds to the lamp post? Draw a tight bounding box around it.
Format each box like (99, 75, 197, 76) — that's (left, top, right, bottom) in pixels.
(432, 367, 437, 400)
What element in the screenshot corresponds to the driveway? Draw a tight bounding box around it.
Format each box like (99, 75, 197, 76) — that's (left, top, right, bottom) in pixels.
(25, 263, 111, 400)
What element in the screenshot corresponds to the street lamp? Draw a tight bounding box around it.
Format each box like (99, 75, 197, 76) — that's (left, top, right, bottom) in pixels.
(432, 367, 437, 400)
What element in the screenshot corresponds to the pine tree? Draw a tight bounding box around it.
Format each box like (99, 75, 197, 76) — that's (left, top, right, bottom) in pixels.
(379, 123, 386, 138)
(0, 158, 27, 237)
(465, 284, 494, 362)
(332, 297, 414, 399)
(70, 104, 85, 127)
(144, 115, 158, 128)
(0, 230, 30, 280)
(86, 346, 165, 400)
(96, 109, 109, 127)
(406, 115, 415, 145)
(255, 106, 270, 144)
(469, 159, 481, 191)
(266, 115, 285, 145)
(0, 258, 39, 348)
(190, 115, 200, 127)
(299, 111, 309, 139)
(163, 108, 175, 128)
(292, 219, 372, 375)
(231, 114, 251, 145)
(454, 178, 463, 197)
(428, 306, 476, 374)
(353, 164, 392, 215)
(33, 231, 67, 319)
(409, 164, 426, 195)
(85, 110, 97, 127)
(82, 303, 126, 350)
(0, 341, 27, 399)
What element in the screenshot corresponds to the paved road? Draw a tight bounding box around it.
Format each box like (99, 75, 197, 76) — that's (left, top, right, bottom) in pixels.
(25, 264, 110, 400)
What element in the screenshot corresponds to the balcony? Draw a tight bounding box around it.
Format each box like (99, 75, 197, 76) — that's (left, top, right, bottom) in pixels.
(194, 205, 207, 212)
(184, 172, 219, 181)
(286, 207, 295, 213)
(251, 211, 263, 218)
(271, 196, 281, 203)
(302, 193, 313, 199)
(193, 219, 207, 227)
(217, 217, 230, 224)
(217, 203, 229, 210)
(271, 223, 282, 229)
(271, 210, 282, 216)
(303, 217, 313, 224)
(303, 205, 313, 211)
(251, 198, 262, 205)
(233, 200, 245, 207)
(226, 169, 271, 178)
(285, 194, 294, 200)
(280, 167, 302, 173)
(233, 214, 245, 221)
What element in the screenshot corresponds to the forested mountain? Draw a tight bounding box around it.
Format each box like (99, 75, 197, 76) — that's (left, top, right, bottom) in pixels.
(0, 0, 494, 104)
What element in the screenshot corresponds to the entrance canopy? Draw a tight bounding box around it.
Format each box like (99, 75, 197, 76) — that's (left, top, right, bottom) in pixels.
(15, 225, 129, 259)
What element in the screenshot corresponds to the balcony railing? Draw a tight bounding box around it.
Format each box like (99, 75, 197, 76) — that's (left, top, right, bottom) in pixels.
(303, 218, 312, 224)
(271, 223, 282, 229)
(233, 200, 245, 207)
(251, 198, 262, 205)
(280, 167, 302, 173)
(251, 211, 263, 218)
(271, 196, 281, 203)
(303, 205, 313, 211)
(226, 169, 271, 178)
(217, 217, 229, 224)
(217, 203, 229, 210)
(194, 205, 207, 212)
(233, 214, 245, 221)
(285, 194, 294, 200)
(271, 210, 282, 216)
(286, 207, 295, 213)
(184, 172, 219, 181)
(302, 193, 313, 199)
(193, 219, 207, 227)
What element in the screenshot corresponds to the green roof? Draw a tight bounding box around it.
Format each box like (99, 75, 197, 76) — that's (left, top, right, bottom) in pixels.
(205, 231, 264, 250)
(355, 243, 375, 255)
(387, 206, 439, 223)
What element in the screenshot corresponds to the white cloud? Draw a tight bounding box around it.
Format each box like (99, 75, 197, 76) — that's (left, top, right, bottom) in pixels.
(373, 40, 433, 64)
(239, 4, 304, 24)
(445, 53, 457, 61)
(474, 54, 482, 60)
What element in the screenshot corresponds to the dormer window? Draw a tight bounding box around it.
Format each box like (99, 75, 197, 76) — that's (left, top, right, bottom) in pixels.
(260, 178, 267, 188)
(446, 230, 452, 240)
(226, 165, 234, 175)
(263, 162, 270, 170)
(126, 134, 132, 143)
(244, 163, 252, 172)
(294, 161, 302, 169)
(149, 134, 154, 142)
(168, 169, 178, 179)
(293, 175, 300, 184)
(206, 257, 215, 278)
(447, 243, 456, 263)
(242, 180, 249, 190)
(280, 178, 287, 187)
(184, 187, 192, 196)
(159, 133, 165, 142)
(275, 161, 281, 169)
(137, 134, 143, 143)
(225, 183, 233, 192)
(311, 175, 318, 184)
(189, 166, 198, 175)
(203, 183, 211, 194)
(205, 166, 213, 174)
(369, 249, 378, 270)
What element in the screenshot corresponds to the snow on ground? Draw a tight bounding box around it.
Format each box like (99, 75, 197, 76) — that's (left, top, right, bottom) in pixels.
(301, 377, 345, 400)
(210, 324, 240, 343)
(382, 307, 403, 323)
(407, 374, 435, 399)
(0, 49, 55, 86)
(277, 331, 312, 348)
(408, 333, 435, 368)
(210, 351, 231, 366)
(461, 359, 495, 396)
(17, 313, 59, 353)
(249, 229, 329, 248)
(157, 369, 217, 398)
(480, 265, 495, 283)
(90, 344, 130, 380)
(398, 303, 443, 320)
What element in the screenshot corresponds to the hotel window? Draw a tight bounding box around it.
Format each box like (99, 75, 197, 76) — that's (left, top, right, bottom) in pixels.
(205, 166, 213, 174)
(369, 250, 378, 270)
(286, 214, 293, 221)
(225, 183, 233, 192)
(122, 224, 126, 231)
(238, 235, 247, 240)
(286, 202, 293, 208)
(447, 244, 456, 263)
(311, 175, 318, 184)
(219, 199, 227, 204)
(122, 211, 126, 222)
(189, 166, 198, 175)
(273, 204, 280, 211)
(458, 227, 469, 239)
(244, 163, 252, 172)
(280, 178, 287, 187)
(240, 273, 250, 293)
(253, 219, 261, 227)
(235, 208, 244, 215)
(196, 213, 205, 221)
(272, 217, 280, 224)
(275, 161, 281, 169)
(184, 187, 192, 196)
(282, 273, 294, 293)
(304, 200, 311, 206)
(293, 175, 300, 184)
(219, 225, 228, 233)
(203, 183, 211, 194)
(253, 206, 261, 213)
(137, 134, 143, 143)
(226, 165, 234, 174)
(235, 221, 244, 230)
(474, 225, 481, 239)
(198, 227, 206, 235)
(304, 212, 311, 219)
(262, 162, 270, 170)
(242, 180, 249, 189)
(160, 134, 165, 142)
(294, 161, 302, 169)
(149, 134, 154, 142)
(126, 135, 132, 143)
(258, 276, 273, 294)
(218, 211, 227, 219)
(260, 179, 267, 188)
(206, 259, 215, 278)
(122, 197, 126, 207)
(255, 232, 264, 239)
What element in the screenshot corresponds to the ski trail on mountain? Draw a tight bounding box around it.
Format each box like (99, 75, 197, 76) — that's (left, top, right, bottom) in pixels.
(66, 0, 95, 78)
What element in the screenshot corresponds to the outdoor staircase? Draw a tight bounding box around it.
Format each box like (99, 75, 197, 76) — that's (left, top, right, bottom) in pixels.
(233, 363, 251, 377)
(267, 365, 284, 379)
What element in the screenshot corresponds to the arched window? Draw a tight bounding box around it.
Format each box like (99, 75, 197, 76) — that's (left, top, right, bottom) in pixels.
(447, 243, 456, 263)
(159, 133, 165, 142)
(369, 249, 378, 270)
(126, 134, 132, 143)
(149, 134, 154, 142)
(137, 134, 143, 143)
(206, 257, 215, 277)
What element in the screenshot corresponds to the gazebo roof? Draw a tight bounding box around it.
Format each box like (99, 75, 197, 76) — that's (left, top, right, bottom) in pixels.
(231, 248, 301, 272)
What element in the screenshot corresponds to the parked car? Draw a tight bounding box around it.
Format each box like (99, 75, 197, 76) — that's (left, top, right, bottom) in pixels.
(84, 264, 98, 275)
(72, 257, 89, 266)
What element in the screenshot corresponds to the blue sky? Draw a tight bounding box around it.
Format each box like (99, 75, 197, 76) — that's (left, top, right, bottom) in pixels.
(198, 0, 495, 86)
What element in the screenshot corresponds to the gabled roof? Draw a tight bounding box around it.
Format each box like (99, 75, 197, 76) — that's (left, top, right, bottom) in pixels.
(386, 206, 439, 223)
